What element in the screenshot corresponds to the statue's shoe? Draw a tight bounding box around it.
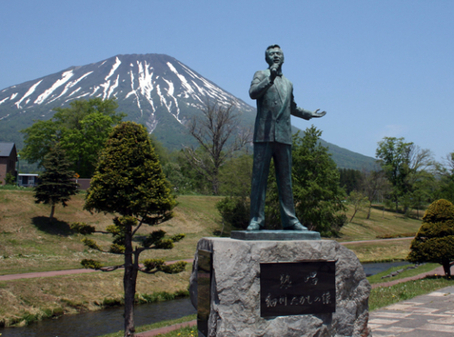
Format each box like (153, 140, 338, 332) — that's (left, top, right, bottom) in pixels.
(246, 222, 262, 231)
(285, 223, 308, 231)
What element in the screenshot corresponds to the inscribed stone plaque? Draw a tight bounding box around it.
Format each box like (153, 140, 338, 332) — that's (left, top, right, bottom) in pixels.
(260, 261, 336, 317)
(197, 249, 212, 336)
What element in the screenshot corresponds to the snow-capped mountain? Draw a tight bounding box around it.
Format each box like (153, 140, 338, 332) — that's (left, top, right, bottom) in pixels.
(0, 54, 255, 150)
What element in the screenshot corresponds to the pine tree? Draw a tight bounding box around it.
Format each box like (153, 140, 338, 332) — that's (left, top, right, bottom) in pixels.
(291, 126, 347, 236)
(34, 144, 78, 221)
(81, 122, 183, 337)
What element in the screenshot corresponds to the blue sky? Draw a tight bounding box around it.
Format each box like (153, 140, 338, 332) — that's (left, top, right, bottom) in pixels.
(1, 1, 453, 162)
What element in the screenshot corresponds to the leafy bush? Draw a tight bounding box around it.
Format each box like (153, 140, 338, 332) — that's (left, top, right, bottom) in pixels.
(142, 259, 187, 273)
(5, 173, 16, 185)
(81, 259, 103, 269)
(70, 222, 96, 235)
(216, 196, 250, 230)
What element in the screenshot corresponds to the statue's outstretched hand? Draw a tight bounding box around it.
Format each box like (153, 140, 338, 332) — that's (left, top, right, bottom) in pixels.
(312, 109, 326, 118)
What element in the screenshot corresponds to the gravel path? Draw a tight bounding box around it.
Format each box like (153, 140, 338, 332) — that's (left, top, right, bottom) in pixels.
(0, 259, 194, 281)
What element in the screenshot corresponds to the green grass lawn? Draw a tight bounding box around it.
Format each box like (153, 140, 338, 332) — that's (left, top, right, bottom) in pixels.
(0, 190, 223, 275)
(338, 204, 422, 242)
(369, 276, 454, 311)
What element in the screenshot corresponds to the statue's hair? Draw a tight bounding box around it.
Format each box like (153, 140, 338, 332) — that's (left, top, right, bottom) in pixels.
(266, 44, 281, 51)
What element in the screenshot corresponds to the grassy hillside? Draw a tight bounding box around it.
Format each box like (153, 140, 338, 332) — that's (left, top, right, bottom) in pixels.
(340, 204, 423, 262)
(0, 189, 224, 275)
(340, 205, 421, 241)
(0, 189, 424, 274)
(0, 189, 225, 327)
(0, 188, 425, 327)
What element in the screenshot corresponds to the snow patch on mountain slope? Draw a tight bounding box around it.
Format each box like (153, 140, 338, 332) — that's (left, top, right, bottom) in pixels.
(157, 80, 182, 124)
(48, 71, 93, 104)
(197, 76, 231, 104)
(107, 74, 120, 99)
(167, 62, 195, 96)
(137, 61, 156, 113)
(179, 63, 198, 79)
(163, 78, 182, 123)
(66, 87, 82, 98)
(90, 85, 101, 96)
(34, 70, 74, 105)
(105, 57, 121, 81)
(177, 62, 232, 105)
(125, 71, 142, 112)
(65, 91, 90, 102)
(100, 80, 111, 100)
(14, 80, 43, 108)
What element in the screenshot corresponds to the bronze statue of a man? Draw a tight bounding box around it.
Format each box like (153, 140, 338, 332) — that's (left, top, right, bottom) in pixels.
(247, 44, 326, 231)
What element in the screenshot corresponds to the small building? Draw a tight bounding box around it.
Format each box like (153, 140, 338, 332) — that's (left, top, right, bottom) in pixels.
(18, 173, 39, 187)
(75, 178, 91, 190)
(0, 143, 17, 185)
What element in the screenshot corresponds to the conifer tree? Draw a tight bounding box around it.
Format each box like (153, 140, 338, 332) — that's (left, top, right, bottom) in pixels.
(34, 144, 78, 221)
(408, 199, 454, 276)
(80, 122, 184, 337)
(291, 126, 347, 236)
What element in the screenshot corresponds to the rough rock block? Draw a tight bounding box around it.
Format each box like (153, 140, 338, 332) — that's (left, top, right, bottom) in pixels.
(189, 238, 371, 337)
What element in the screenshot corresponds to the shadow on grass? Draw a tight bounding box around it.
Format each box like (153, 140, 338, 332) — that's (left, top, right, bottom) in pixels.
(348, 220, 372, 229)
(32, 216, 73, 236)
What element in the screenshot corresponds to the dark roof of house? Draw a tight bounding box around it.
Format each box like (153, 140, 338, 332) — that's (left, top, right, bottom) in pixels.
(0, 143, 16, 158)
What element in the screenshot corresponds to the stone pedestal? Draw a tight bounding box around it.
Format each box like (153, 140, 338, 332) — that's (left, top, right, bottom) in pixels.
(189, 238, 371, 337)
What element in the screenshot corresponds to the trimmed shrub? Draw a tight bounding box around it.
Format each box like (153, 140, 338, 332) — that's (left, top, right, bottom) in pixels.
(408, 199, 454, 276)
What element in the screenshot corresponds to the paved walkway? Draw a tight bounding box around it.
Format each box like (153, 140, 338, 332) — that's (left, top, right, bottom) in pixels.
(135, 266, 450, 337)
(369, 286, 454, 336)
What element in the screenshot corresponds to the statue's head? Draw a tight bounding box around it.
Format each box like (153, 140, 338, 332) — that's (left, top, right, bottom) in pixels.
(265, 45, 284, 67)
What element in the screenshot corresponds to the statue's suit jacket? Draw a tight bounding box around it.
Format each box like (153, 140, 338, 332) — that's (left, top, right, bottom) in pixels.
(250, 69, 313, 145)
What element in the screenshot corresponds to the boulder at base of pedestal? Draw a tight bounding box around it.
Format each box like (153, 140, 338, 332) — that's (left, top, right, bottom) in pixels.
(189, 238, 371, 337)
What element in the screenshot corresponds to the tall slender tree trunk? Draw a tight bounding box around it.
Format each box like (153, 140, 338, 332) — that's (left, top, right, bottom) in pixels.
(124, 222, 137, 337)
(349, 209, 358, 223)
(442, 261, 451, 277)
(49, 204, 55, 221)
(212, 178, 219, 195)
